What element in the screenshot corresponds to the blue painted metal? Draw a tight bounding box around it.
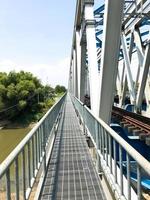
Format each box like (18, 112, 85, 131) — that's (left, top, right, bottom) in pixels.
(94, 4, 105, 15)
(141, 19, 150, 26)
(96, 30, 103, 36)
(124, 104, 134, 112)
(122, 161, 150, 190)
(110, 123, 150, 160)
(96, 43, 102, 48)
(110, 122, 150, 190)
(141, 30, 149, 37)
(96, 19, 103, 26)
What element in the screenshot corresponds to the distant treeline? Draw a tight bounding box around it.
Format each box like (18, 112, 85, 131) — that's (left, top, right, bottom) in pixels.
(0, 71, 66, 123)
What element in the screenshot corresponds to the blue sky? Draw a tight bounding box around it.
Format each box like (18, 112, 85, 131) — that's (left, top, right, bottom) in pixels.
(0, 0, 76, 87)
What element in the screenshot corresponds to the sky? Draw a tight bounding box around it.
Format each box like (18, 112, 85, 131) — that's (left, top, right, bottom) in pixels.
(0, 0, 76, 87)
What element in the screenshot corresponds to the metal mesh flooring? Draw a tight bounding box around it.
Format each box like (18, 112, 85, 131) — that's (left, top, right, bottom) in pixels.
(40, 96, 106, 200)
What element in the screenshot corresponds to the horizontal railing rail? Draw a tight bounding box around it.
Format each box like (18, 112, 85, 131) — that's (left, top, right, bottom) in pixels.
(0, 93, 66, 200)
(72, 95, 150, 200)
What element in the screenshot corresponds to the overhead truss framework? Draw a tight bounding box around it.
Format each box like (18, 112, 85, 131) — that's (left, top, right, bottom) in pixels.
(69, 0, 150, 124)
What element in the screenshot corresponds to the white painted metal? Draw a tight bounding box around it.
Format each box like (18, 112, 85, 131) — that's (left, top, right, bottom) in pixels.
(134, 29, 144, 95)
(119, 31, 134, 106)
(69, 0, 150, 114)
(73, 49, 78, 98)
(80, 39, 87, 102)
(71, 58, 75, 96)
(134, 28, 144, 58)
(136, 43, 150, 112)
(121, 33, 136, 104)
(73, 96, 150, 200)
(76, 30, 81, 99)
(124, 0, 150, 35)
(69, 64, 73, 94)
(84, 3, 99, 116)
(98, 0, 124, 124)
(119, 62, 127, 107)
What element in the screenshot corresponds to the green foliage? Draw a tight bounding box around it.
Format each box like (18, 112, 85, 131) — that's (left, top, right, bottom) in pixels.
(0, 97, 4, 110)
(18, 100, 27, 110)
(7, 84, 17, 100)
(45, 99, 55, 108)
(0, 71, 55, 123)
(0, 84, 6, 97)
(55, 85, 66, 94)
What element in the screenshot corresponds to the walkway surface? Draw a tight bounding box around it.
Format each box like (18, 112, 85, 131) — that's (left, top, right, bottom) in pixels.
(40, 95, 106, 200)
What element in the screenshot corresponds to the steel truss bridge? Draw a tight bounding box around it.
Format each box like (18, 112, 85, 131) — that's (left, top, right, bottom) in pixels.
(0, 0, 150, 200)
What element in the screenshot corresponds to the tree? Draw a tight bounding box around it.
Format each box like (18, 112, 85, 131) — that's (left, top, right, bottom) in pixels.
(55, 85, 66, 94)
(0, 71, 55, 122)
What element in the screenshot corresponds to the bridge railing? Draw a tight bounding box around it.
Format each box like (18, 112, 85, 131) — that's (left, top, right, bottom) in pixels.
(0, 93, 66, 200)
(72, 95, 150, 200)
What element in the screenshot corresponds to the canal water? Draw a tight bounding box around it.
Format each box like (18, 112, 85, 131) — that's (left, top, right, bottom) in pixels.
(0, 127, 32, 198)
(0, 127, 31, 163)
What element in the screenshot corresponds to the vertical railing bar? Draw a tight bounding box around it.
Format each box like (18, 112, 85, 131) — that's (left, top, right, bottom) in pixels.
(35, 132, 38, 170)
(6, 169, 11, 200)
(40, 126, 43, 161)
(93, 116, 96, 142)
(109, 134, 112, 174)
(45, 120, 47, 142)
(100, 126, 103, 154)
(46, 120, 49, 139)
(37, 129, 40, 164)
(32, 137, 35, 177)
(15, 157, 19, 200)
(42, 122, 46, 175)
(103, 129, 107, 162)
(99, 125, 102, 154)
(82, 103, 85, 133)
(106, 131, 108, 166)
(137, 164, 141, 200)
(27, 142, 31, 188)
(38, 127, 41, 161)
(113, 139, 117, 183)
(103, 129, 106, 160)
(39, 126, 42, 162)
(95, 120, 100, 173)
(127, 153, 131, 200)
(119, 145, 123, 195)
(45, 120, 47, 138)
(22, 149, 26, 200)
(102, 127, 105, 158)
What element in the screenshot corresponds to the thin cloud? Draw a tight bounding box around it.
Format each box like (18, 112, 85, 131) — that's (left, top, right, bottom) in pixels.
(0, 57, 70, 87)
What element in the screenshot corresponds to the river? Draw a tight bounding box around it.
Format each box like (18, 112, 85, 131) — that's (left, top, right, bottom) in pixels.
(0, 127, 31, 163)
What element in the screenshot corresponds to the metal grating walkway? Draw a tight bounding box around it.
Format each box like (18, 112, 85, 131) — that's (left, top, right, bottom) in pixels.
(40, 95, 106, 200)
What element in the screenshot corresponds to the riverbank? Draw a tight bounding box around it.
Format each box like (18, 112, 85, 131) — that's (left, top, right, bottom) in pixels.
(0, 119, 36, 129)
(0, 94, 62, 130)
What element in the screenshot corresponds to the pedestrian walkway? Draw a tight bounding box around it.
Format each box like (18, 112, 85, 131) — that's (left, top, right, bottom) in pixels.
(40, 95, 106, 200)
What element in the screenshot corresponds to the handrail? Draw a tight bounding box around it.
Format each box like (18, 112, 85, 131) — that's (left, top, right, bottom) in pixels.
(72, 95, 150, 200)
(0, 93, 66, 177)
(84, 102, 150, 176)
(0, 93, 66, 199)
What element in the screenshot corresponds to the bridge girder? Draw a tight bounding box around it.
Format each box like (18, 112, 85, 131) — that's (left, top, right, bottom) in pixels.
(69, 0, 150, 123)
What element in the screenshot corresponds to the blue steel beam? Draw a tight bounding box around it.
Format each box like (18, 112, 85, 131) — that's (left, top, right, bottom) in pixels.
(94, 4, 105, 15)
(95, 19, 103, 26)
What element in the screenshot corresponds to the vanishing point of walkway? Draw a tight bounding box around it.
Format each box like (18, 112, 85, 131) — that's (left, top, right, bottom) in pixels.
(40, 96, 106, 200)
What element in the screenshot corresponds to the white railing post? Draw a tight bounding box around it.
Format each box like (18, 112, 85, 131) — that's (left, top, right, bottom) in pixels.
(84, 0, 99, 116)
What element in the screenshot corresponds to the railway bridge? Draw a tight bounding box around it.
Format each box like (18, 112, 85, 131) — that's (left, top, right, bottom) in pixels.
(0, 0, 150, 200)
